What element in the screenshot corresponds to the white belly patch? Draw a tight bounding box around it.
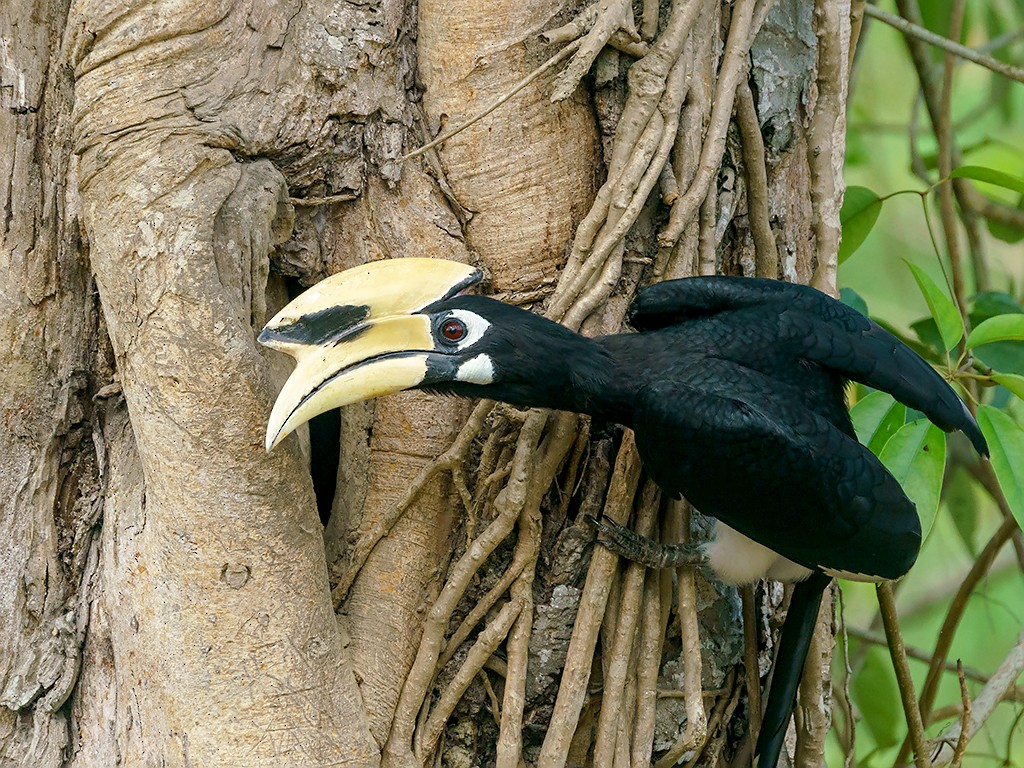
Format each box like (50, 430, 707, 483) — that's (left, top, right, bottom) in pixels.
(704, 521, 814, 585)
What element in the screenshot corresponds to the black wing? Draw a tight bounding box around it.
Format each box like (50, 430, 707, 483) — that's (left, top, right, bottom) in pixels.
(632, 365, 921, 580)
(629, 276, 988, 456)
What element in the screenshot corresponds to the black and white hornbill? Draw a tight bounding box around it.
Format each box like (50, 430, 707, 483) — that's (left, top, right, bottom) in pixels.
(260, 258, 988, 767)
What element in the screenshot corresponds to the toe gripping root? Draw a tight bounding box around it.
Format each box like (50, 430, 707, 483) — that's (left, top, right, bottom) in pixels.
(586, 515, 708, 569)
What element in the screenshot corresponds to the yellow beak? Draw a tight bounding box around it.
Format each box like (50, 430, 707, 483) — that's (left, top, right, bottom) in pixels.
(260, 258, 482, 450)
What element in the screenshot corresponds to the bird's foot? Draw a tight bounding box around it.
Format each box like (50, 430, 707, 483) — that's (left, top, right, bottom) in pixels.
(586, 515, 708, 569)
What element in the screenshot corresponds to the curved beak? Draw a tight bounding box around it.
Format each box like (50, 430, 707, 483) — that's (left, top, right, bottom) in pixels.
(260, 258, 482, 450)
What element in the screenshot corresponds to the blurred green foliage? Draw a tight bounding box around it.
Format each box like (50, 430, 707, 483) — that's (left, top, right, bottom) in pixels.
(831, 2, 1024, 765)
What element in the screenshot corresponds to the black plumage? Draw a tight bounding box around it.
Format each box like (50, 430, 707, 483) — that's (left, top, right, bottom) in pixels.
(417, 277, 986, 767)
(264, 270, 988, 768)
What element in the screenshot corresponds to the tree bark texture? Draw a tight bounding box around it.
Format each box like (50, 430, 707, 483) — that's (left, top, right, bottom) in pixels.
(1, 0, 850, 766)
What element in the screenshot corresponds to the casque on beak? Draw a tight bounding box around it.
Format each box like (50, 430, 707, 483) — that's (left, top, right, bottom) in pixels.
(260, 258, 482, 450)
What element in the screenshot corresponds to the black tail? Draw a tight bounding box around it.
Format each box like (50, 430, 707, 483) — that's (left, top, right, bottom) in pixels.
(755, 572, 831, 768)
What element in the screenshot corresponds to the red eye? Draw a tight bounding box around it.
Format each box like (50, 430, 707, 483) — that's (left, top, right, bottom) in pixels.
(442, 318, 467, 341)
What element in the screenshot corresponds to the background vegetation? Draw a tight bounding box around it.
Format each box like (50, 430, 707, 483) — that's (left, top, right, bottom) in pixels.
(832, 2, 1024, 765)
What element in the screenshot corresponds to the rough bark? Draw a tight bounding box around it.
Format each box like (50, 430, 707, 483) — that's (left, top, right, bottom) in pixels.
(1, 0, 849, 765)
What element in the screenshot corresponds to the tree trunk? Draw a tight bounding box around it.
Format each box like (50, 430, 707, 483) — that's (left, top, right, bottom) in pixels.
(1, 0, 850, 766)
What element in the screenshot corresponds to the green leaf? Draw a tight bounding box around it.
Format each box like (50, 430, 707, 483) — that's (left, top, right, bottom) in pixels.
(852, 648, 902, 749)
(965, 314, 1024, 349)
(976, 405, 1024, 529)
(971, 291, 1024, 319)
(943, 467, 979, 556)
(985, 199, 1024, 244)
(904, 261, 963, 351)
(950, 165, 1024, 195)
(992, 373, 1024, 401)
(840, 287, 868, 318)
(879, 420, 947, 541)
(852, 391, 907, 456)
(839, 186, 883, 263)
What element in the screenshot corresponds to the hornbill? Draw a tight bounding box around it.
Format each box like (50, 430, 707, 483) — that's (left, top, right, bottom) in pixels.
(260, 258, 988, 767)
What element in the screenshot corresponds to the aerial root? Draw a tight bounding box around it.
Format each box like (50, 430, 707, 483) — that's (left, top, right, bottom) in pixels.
(544, 0, 648, 103)
(496, 502, 540, 768)
(416, 597, 524, 759)
(736, 79, 780, 279)
(537, 432, 643, 765)
(364, 0, 794, 760)
(333, 400, 494, 605)
(659, 0, 759, 247)
(592, 479, 660, 764)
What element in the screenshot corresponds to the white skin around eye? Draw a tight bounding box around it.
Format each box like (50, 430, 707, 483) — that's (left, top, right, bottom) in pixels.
(444, 309, 491, 350)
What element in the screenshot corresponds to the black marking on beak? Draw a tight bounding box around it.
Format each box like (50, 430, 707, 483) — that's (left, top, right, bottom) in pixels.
(444, 271, 485, 301)
(260, 304, 370, 347)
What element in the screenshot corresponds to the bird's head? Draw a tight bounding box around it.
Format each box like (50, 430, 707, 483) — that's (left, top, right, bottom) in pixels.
(260, 258, 522, 451)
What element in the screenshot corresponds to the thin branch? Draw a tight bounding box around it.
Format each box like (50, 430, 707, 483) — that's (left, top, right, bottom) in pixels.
(877, 582, 929, 768)
(399, 39, 583, 162)
(916, 515, 1019, 723)
(928, 632, 1024, 767)
(863, 4, 1024, 84)
(289, 192, 357, 206)
(936, 0, 969, 319)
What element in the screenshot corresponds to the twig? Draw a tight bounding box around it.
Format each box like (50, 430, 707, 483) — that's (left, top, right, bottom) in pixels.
(399, 39, 584, 162)
(913, 515, 1018, 730)
(846, 626, 1024, 702)
(949, 662, 971, 768)
(289, 192, 357, 206)
(927, 632, 1024, 766)
(876, 581, 929, 768)
(863, 4, 1024, 84)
